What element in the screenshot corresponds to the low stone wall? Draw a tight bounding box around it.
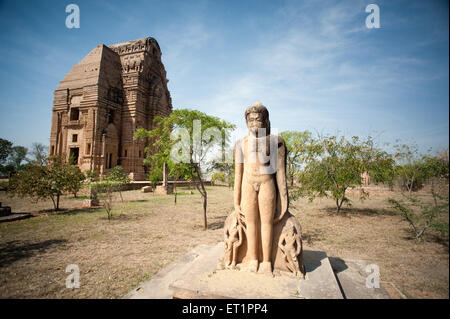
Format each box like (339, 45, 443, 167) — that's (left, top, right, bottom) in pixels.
(121, 180, 211, 191)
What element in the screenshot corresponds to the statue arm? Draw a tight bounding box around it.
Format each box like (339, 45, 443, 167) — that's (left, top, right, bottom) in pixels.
(274, 137, 289, 223)
(295, 236, 302, 255)
(278, 234, 285, 251)
(234, 140, 244, 213)
(237, 226, 244, 247)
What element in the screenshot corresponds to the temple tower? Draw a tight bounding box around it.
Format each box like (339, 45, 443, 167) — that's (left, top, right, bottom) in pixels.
(49, 37, 172, 180)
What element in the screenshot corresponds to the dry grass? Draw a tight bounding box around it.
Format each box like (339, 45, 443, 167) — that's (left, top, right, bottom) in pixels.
(0, 186, 448, 299)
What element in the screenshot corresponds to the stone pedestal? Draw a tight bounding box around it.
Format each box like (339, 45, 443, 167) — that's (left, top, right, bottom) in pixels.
(0, 203, 31, 223)
(123, 243, 387, 299)
(155, 184, 173, 195)
(169, 243, 342, 299)
(0, 202, 11, 217)
(82, 198, 100, 208)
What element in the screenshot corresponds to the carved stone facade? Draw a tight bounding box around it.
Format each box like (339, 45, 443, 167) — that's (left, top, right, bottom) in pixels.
(49, 37, 172, 180)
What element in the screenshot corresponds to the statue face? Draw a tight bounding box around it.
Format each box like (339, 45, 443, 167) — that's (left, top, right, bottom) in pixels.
(246, 112, 267, 135)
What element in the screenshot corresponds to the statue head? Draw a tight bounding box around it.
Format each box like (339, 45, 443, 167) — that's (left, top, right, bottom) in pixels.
(245, 102, 270, 136)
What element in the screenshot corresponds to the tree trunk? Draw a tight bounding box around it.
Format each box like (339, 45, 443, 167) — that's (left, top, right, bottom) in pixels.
(203, 192, 207, 230)
(336, 197, 344, 214)
(193, 164, 208, 230)
(56, 193, 60, 211)
(50, 196, 57, 211)
(174, 183, 177, 205)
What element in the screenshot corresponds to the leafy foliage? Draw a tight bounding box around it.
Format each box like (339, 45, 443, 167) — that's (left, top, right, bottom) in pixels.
(0, 138, 13, 165)
(393, 144, 449, 194)
(9, 146, 28, 171)
(389, 149, 449, 241)
(7, 155, 85, 211)
(297, 135, 394, 213)
(0, 138, 29, 176)
(211, 172, 226, 184)
(87, 166, 130, 220)
(65, 163, 86, 198)
(134, 109, 235, 229)
(279, 131, 312, 186)
(28, 143, 48, 166)
(208, 146, 235, 188)
(388, 189, 448, 241)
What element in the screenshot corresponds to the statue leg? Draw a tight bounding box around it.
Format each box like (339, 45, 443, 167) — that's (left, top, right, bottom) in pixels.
(241, 180, 259, 272)
(258, 180, 276, 273)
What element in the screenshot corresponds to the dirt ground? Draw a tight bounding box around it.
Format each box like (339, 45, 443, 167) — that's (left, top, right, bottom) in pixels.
(0, 186, 448, 299)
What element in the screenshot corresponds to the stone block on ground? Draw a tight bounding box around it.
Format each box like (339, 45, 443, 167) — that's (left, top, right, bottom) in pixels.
(82, 198, 100, 208)
(328, 257, 392, 299)
(0, 205, 12, 217)
(141, 186, 153, 193)
(155, 184, 173, 195)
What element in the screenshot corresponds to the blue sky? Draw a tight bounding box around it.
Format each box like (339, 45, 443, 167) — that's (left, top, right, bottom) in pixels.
(0, 0, 448, 154)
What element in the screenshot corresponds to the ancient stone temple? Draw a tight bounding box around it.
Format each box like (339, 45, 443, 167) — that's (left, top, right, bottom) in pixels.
(49, 37, 172, 180)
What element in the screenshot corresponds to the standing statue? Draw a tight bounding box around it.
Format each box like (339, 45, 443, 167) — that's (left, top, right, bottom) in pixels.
(223, 102, 305, 277)
(223, 211, 246, 269)
(278, 222, 304, 276)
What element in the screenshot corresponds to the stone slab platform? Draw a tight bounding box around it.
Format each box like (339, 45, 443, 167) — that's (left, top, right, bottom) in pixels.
(329, 257, 392, 299)
(0, 212, 32, 223)
(169, 243, 342, 299)
(124, 244, 217, 299)
(125, 242, 353, 299)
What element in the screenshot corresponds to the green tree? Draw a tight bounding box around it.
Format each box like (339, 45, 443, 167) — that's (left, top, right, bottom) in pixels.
(393, 144, 425, 194)
(9, 146, 28, 171)
(102, 165, 130, 202)
(90, 179, 116, 220)
(389, 151, 449, 241)
(0, 139, 28, 176)
(388, 192, 448, 241)
(134, 109, 235, 230)
(211, 172, 226, 185)
(66, 165, 86, 198)
(28, 142, 48, 166)
(280, 131, 312, 186)
(0, 138, 13, 166)
(298, 135, 394, 213)
(208, 146, 235, 189)
(85, 167, 129, 220)
(0, 138, 13, 176)
(8, 155, 84, 211)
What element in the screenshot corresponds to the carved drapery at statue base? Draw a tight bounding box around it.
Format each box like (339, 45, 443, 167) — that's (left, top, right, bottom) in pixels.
(220, 210, 306, 278)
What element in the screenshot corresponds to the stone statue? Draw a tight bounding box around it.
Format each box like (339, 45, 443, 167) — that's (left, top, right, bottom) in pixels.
(278, 220, 304, 276)
(223, 211, 246, 269)
(222, 102, 305, 277)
